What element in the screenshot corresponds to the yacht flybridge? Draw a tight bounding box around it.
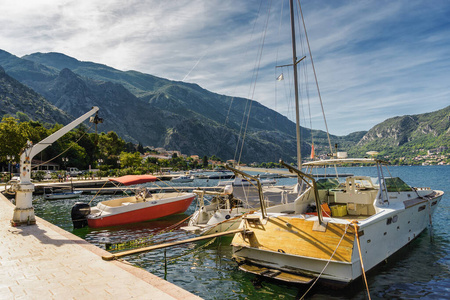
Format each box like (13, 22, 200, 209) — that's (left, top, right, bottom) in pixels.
(231, 158, 443, 284)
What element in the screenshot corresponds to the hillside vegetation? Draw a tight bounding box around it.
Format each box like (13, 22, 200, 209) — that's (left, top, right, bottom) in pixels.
(1, 49, 449, 164)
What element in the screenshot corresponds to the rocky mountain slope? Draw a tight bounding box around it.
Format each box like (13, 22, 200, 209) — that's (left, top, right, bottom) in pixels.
(0, 65, 70, 124)
(1, 50, 325, 163)
(1, 49, 448, 163)
(351, 105, 450, 157)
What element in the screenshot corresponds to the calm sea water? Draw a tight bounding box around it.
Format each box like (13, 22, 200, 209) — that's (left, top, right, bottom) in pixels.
(33, 166, 449, 299)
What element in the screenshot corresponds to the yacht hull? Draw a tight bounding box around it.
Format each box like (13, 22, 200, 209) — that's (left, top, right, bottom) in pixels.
(232, 192, 443, 284)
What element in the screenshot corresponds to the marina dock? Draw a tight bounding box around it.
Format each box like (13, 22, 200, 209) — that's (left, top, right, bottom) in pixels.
(31, 177, 223, 195)
(0, 191, 201, 299)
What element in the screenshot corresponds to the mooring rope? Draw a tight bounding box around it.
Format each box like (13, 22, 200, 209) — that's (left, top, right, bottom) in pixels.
(167, 237, 217, 262)
(299, 223, 349, 299)
(105, 212, 195, 251)
(353, 221, 371, 300)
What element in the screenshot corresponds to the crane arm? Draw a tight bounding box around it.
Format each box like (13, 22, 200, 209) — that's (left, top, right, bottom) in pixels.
(28, 106, 99, 159)
(19, 106, 99, 184)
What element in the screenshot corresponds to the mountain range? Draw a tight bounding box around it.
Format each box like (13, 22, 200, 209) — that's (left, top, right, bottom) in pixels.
(1, 49, 448, 163)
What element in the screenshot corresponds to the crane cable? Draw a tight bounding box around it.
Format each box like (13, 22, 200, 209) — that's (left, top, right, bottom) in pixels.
(32, 122, 95, 170)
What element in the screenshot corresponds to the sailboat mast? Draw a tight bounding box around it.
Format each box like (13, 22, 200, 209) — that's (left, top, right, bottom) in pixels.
(289, 0, 302, 169)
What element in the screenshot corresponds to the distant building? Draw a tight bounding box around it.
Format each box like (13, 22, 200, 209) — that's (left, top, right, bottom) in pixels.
(428, 146, 448, 155)
(154, 148, 166, 154)
(226, 159, 237, 166)
(31, 160, 60, 171)
(167, 150, 182, 157)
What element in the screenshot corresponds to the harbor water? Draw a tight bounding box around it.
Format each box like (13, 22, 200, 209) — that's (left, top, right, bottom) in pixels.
(32, 166, 449, 299)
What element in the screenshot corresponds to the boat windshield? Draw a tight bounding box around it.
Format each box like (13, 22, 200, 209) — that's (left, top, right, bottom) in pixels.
(315, 178, 340, 190)
(385, 177, 413, 192)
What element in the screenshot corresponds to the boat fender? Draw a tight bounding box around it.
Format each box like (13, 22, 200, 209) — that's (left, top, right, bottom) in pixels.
(71, 202, 91, 229)
(224, 184, 233, 195)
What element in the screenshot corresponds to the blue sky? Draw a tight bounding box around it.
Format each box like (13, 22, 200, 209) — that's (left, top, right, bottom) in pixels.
(1, 0, 449, 136)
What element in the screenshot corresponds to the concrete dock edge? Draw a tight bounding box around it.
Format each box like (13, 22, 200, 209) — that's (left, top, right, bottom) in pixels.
(0, 193, 201, 299)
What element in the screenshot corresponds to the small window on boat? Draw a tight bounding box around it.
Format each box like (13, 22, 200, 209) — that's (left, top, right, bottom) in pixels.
(431, 201, 437, 206)
(392, 215, 398, 223)
(386, 217, 392, 225)
(418, 205, 426, 212)
(385, 177, 413, 192)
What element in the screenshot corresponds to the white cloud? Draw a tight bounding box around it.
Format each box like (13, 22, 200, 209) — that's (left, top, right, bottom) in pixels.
(0, 0, 449, 136)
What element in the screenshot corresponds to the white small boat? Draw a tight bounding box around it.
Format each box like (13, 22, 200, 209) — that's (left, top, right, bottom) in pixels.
(183, 170, 294, 236)
(71, 175, 196, 228)
(218, 177, 276, 186)
(258, 172, 278, 179)
(171, 175, 195, 183)
(44, 187, 82, 200)
(181, 185, 255, 235)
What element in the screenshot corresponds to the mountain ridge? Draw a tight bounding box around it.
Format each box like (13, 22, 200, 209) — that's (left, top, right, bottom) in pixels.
(1, 49, 448, 163)
(0, 64, 71, 125)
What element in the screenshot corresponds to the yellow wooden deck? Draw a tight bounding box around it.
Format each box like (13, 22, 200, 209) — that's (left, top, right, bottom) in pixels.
(232, 216, 356, 262)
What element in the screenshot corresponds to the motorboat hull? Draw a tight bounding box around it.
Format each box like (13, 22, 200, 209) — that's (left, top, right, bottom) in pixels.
(87, 193, 196, 228)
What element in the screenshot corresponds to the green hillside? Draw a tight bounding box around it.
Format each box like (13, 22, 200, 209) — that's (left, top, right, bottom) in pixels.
(1, 49, 448, 164)
(349, 106, 450, 164)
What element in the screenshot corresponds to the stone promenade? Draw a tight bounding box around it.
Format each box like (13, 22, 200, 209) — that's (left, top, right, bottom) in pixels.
(0, 192, 200, 300)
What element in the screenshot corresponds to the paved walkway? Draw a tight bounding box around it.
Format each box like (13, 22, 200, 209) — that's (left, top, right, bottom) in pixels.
(0, 193, 201, 300)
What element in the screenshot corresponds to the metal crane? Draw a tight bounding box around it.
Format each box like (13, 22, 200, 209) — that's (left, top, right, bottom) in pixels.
(11, 106, 100, 226)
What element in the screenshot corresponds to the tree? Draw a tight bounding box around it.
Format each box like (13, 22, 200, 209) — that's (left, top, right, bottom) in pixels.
(119, 152, 142, 168)
(202, 155, 208, 168)
(137, 142, 144, 154)
(98, 131, 126, 158)
(209, 155, 222, 162)
(0, 117, 29, 162)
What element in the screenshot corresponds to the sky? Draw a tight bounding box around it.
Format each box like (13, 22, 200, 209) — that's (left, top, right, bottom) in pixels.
(1, 0, 449, 136)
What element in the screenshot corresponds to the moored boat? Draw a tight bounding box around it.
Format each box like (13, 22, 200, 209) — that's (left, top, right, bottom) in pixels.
(218, 177, 276, 186)
(44, 188, 82, 200)
(71, 175, 196, 228)
(183, 168, 296, 235)
(171, 175, 195, 183)
(231, 159, 444, 285)
(230, 0, 444, 288)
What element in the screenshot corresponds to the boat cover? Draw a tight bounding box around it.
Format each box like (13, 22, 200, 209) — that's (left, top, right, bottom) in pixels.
(109, 175, 157, 186)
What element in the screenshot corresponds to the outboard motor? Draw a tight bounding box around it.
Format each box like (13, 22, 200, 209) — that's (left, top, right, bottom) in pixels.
(71, 202, 91, 229)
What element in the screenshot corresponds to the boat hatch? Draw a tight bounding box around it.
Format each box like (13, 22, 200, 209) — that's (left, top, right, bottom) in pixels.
(238, 264, 314, 284)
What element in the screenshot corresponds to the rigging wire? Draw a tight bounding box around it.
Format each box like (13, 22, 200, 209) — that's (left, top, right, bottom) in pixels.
(236, 0, 273, 165)
(213, 0, 265, 165)
(297, 0, 334, 156)
(293, 5, 316, 159)
(273, 0, 286, 139)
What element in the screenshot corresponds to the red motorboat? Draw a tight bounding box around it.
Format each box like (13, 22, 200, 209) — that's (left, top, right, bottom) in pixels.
(71, 175, 196, 228)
